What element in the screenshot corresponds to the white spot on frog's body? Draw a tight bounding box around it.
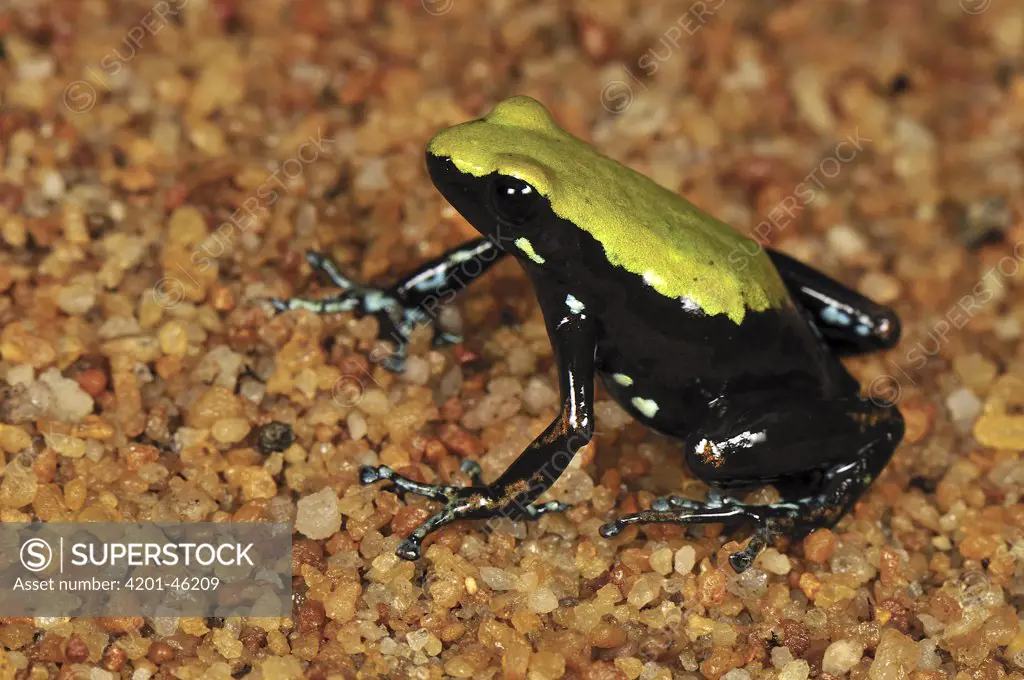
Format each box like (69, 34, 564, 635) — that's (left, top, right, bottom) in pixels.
(725, 430, 766, 448)
(642, 270, 664, 288)
(514, 237, 545, 264)
(613, 373, 633, 387)
(679, 297, 702, 314)
(565, 294, 585, 314)
(631, 396, 659, 419)
(556, 315, 578, 329)
(693, 431, 767, 468)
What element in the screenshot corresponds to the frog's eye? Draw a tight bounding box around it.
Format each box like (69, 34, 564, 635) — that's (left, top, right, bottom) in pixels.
(489, 176, 542, 225)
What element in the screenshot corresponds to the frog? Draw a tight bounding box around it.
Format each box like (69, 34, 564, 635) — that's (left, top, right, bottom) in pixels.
(272, 96, 905, 572)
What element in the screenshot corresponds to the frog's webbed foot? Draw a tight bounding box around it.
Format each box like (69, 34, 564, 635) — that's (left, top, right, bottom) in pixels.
(599, 494, 800, 573)
(360, 461, 572, 560)
(455, 459, 571, 518)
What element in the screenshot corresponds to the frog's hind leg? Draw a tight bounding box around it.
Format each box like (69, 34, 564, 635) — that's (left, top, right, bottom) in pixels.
(600, 395, 904, 572)
(361, 462, 573, 559)
(768, 248, 900, 356)
(599, 495, 796, 572)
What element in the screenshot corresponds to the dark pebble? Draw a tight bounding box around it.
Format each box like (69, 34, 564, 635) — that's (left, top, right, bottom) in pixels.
(257, 421, 295, 454)
(960, 197, 1011, 249)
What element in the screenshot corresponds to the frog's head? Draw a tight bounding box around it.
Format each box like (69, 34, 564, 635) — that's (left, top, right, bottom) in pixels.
(425, 96, 592, 271)
(426, 97, 791, 322)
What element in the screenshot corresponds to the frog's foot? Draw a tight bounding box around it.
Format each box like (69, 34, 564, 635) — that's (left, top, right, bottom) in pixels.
(270, 291, 411, 371)
(599, 496, 800, 572)
(269, 251, 422, 371)
(454, 460, 570, 519)
(360, 463, 571, 560)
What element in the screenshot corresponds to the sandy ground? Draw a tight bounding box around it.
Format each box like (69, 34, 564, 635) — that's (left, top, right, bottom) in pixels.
(0, 0, 1023, 678)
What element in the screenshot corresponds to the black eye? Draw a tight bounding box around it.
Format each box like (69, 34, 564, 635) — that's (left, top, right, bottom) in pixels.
(489, 176, 541, 225)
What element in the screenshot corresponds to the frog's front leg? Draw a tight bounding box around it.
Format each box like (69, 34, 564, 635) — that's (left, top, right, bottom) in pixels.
(361, 285, 597, 560)
(453, 460, 568, 520)
(601, 394, 904, 572)
(272, 238, 507, 370)
(358, 464, 573, 559)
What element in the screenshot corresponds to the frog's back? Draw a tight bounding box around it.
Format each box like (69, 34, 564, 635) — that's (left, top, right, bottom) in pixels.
(428, 96, 789, 324)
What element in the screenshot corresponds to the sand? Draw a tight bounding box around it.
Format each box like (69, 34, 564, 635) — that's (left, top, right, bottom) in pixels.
(0, 1, 1022, 678)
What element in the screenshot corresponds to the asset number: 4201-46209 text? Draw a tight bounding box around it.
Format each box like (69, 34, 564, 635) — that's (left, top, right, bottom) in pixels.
(125, 576, 220, 591)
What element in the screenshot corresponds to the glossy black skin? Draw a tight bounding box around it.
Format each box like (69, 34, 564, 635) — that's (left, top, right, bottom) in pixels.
(276, 153, 905, 571)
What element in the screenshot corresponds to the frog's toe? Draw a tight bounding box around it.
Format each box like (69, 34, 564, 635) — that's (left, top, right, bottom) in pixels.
(359, 464, 393, 485)
(378, 353, 407, 373)
(305, 249, 358, 290)
(520, 500, 571, 520)
(432, 330, 464, 347)
(367, 338, 409, 373)
(359, 463, 467, 505)
(727, 521, 778, 573)
(728, 549, 756, 573)
(599, 509, 672, 538)
(598, 517, 629, 538)
(305, 249, 326, 267)
(268, 297, 292, 313)
(460, 459, 484, 485)
(396, 536, 423, 561)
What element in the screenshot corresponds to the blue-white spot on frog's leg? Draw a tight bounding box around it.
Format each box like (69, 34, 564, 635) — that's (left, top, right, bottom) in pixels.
(679, 297, 703, 314)
(821, 306, 851, 327)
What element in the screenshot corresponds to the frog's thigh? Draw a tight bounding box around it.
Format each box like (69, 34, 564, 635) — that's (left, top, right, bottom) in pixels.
(768, 249, 900, 357)
(685, 394, 903, 486)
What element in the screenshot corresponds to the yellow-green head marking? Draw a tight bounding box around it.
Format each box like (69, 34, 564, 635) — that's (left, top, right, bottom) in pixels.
(427, 96, 787, 323)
